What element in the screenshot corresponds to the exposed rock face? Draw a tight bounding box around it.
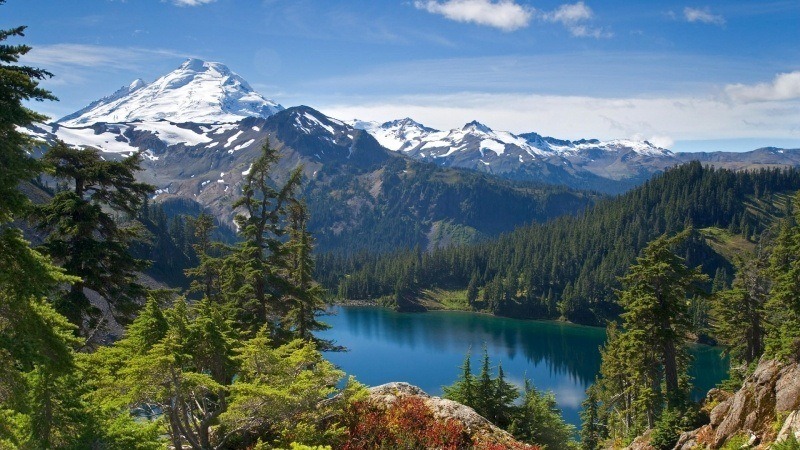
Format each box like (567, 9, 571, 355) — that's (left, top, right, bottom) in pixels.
(777, 410, 800, 443)
(367, 382, 525, 447)
(673, 359, 800, 449)
(624, 429, 654, 450)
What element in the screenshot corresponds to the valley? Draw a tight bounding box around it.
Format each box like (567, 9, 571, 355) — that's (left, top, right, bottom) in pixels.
(4, 4, 800, 447)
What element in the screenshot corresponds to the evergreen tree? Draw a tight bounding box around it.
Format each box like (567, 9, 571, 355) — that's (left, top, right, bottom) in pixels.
(492, 362, 519, 428)
(476, 346, 495, 419)
(223, 140, 302, 333)
(766, 192, 800, 360)
(467, 273, 479, 308)
(442, 351, 475, 407)
(36, 141, 154, 329)
(712, 247, 770, 366)
(510, 379, 577, 449)
(282, 200, 331, 348)
(0, 13, 87, 448)
(579, 384, 603, 450)
(616, 231, 706, 406)
(185, 213, 222, 301)
(595, 232, 707, 440)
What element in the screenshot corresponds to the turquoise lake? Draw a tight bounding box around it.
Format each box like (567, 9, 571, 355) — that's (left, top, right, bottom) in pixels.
(319, 306, 728, 427)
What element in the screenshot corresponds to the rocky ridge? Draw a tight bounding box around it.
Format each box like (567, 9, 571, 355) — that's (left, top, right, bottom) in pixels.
(674, 359, 800, 449)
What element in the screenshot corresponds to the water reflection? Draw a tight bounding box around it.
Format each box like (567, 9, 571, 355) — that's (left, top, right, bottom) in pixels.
(320, 306, 727, 427)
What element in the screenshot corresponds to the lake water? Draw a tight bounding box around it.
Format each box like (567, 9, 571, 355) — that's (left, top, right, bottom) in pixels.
(319, 306, 728, 427)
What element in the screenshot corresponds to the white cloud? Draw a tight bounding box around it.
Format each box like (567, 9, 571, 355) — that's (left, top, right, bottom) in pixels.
(23, 44, 191, 71)
(547, 1, 592, 23)
(725, 71, 800, 103)
(683, 7, 725, 25)
(413, 0, 533, 32)
(170, 0, 216, 6)
(542, 2, 611, 38)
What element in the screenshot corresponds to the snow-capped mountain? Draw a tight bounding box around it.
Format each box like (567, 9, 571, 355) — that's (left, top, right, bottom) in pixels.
(353, 118, 672, 160)
(351, 118, 678, 192)
(27, 58, 800, 196)
(58, 59, 283, 126)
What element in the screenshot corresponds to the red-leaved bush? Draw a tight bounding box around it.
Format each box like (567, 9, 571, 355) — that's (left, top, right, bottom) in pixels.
(339, 396, 540, 450)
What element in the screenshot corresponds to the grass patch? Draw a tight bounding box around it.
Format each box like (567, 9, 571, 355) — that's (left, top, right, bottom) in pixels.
(699, 227, 755, 261)
(418, 288, 470, 310)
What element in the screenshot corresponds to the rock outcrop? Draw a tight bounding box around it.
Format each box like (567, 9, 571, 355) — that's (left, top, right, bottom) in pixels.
(674, 359, 800, 449)
(367, 382, 528, 448)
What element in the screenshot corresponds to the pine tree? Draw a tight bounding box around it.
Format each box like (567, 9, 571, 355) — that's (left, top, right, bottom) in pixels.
(492, 362, 519, 428)
(595, 231, 707, 441)
(616, 231, 706, 406)
(282, 200, 331, 348)
(442, 351, 475, 407)
(765, 192, 800, 360)
(185, 213, 222, 301)
(224, 140, 302, 332)
(476, 346, 495, 419)
(36, 141, 154, 329)
(712, 247, 770, 366)
(467, 273, 479, 308)
(510, 379, 576, 449)
(0, 13, 85, 448)
(579, 384, 603, 450)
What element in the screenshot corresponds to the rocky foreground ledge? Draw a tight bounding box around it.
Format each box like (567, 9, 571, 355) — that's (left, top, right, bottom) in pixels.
(674, 359, 800, 449)
(367, 382, 532, 448)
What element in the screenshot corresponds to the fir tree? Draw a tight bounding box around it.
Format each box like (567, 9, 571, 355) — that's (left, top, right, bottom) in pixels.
(766, 192, 800, 360)
(442, 350, 475, 407)
(224, 139, 302, 333)
(185, 213, 222, 301)
(282, 200, 331, 348)
(36, 141, 154, 329)
(0, 13, 85, 448)
(712, 247, 770, 366)
(595, 231, 707, 440)
(579, 384, 603, 450)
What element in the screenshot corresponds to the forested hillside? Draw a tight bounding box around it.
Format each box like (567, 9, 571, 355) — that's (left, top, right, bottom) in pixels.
(319, 162, 800, 325)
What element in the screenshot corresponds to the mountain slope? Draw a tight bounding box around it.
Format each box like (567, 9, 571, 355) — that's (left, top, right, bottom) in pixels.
(323, 162, 800, 324)
(58, 59, 283, 125)
(27, 105, 598, 256)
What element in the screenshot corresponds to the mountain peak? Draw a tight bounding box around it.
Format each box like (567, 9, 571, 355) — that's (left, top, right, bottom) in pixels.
(58, 59, 283, 126)
(129, 78, 147, 90)
(462, 120, 492, 133)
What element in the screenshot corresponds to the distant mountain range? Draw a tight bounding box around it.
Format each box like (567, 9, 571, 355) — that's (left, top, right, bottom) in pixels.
(25, 60, 599, 254)
(23, 58, 800, 255)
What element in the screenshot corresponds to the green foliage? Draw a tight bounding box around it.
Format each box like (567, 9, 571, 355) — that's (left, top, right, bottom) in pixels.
(765, 191, 800, 360)
(0, 13, 56, 224)
(712, 245, 770, 368)
(442, 351, 476, 407)
(222, 139, 303, 333)
(649, 407, 698, 450)
(773, 434, 800, 450)
(511, 380, 577, 450)
(579, 384, 604, 450)
(594, 232, 706, 441)
(443, 350, 575, 449)
(222, 334, 352, 447)
(36, 141, 154, 328)
(281, 200, 332, 349)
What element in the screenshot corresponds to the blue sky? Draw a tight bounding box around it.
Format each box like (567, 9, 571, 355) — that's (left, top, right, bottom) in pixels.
(6, 0, 800, 151)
